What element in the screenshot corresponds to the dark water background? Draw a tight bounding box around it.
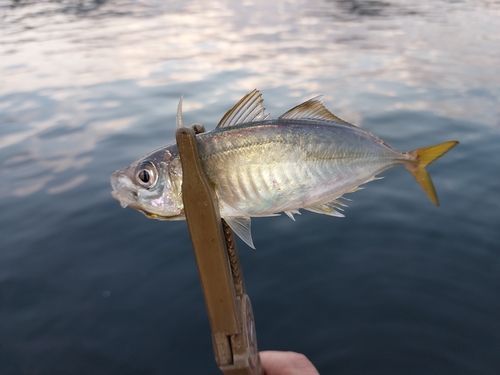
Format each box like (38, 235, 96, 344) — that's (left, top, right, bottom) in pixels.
(1, 0, 499, 374)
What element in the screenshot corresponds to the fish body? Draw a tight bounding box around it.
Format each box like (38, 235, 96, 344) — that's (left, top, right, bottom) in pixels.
(111, 90, 458, 247)
(198, 120, 400, 217)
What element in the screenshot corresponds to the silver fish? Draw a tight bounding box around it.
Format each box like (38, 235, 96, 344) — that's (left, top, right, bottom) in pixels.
(111, 90, 458, 248)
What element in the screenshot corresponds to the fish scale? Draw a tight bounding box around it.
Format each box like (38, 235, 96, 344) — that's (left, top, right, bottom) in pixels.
(110, 89, 458, 248)
(198, 121, 399, 216)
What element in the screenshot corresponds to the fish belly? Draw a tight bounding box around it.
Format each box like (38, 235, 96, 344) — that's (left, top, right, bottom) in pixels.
(197, 122, 402, 217)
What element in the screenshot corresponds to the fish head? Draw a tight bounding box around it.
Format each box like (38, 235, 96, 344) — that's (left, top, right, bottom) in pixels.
(110, 145, 185, 220)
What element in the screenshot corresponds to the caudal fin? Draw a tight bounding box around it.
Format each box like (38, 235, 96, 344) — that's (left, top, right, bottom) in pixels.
(405, 141, 459, 206)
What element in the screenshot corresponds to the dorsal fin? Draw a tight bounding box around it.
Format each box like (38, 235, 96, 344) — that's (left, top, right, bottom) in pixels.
(176, 95, 185, 129)
(279, 96, 355, 126)
(216, 89, 270, 128)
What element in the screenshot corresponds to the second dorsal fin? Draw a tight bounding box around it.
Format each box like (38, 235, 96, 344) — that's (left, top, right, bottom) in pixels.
(216, 89, 270, 128)
(278, 96, 355, 126)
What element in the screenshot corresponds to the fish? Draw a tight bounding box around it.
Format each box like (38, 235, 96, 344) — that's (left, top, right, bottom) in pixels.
(111, 89, 458, 248)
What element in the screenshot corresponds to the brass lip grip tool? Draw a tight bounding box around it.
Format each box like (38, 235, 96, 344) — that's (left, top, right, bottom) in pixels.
(176, 125, 264, 375)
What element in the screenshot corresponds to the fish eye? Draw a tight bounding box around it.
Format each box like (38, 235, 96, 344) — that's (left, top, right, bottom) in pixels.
(138, 170, 150, 183)
(135, 161, 157, 189)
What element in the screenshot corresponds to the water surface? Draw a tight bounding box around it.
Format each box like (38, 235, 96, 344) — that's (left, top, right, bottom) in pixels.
(1, 0, 499, 374)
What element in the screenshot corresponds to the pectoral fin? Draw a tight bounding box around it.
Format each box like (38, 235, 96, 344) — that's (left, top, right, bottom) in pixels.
(224, 216, 255, 249)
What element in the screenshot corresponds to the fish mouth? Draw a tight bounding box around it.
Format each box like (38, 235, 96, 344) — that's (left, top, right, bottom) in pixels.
(111, 170, 185, 221)
(126, 202, 185, 221)
(110, 170, 137, 208)
(110, 189, 131, 208)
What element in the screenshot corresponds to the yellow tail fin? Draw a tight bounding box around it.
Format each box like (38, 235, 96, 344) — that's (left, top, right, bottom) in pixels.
(405, 140, 459, 206)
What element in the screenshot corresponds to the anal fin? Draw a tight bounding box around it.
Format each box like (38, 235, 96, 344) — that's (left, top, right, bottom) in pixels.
(223, 216, 255, 249)
(284, 210, 301, 221)
(304, 200, 346, 217)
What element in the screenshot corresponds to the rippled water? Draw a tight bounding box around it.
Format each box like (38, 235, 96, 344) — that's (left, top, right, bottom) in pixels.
(1, 0, 499, 374)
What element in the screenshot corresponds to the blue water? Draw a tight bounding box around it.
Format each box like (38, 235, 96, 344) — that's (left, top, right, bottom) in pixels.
(1, 0, 499, 374)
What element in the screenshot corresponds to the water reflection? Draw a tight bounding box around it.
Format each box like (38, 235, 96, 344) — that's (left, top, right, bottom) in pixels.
(1, 1, 499, 374)
(323, 0, 420, 19)
(6, 0, 135, 17)
(2, 0, 498, 198)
